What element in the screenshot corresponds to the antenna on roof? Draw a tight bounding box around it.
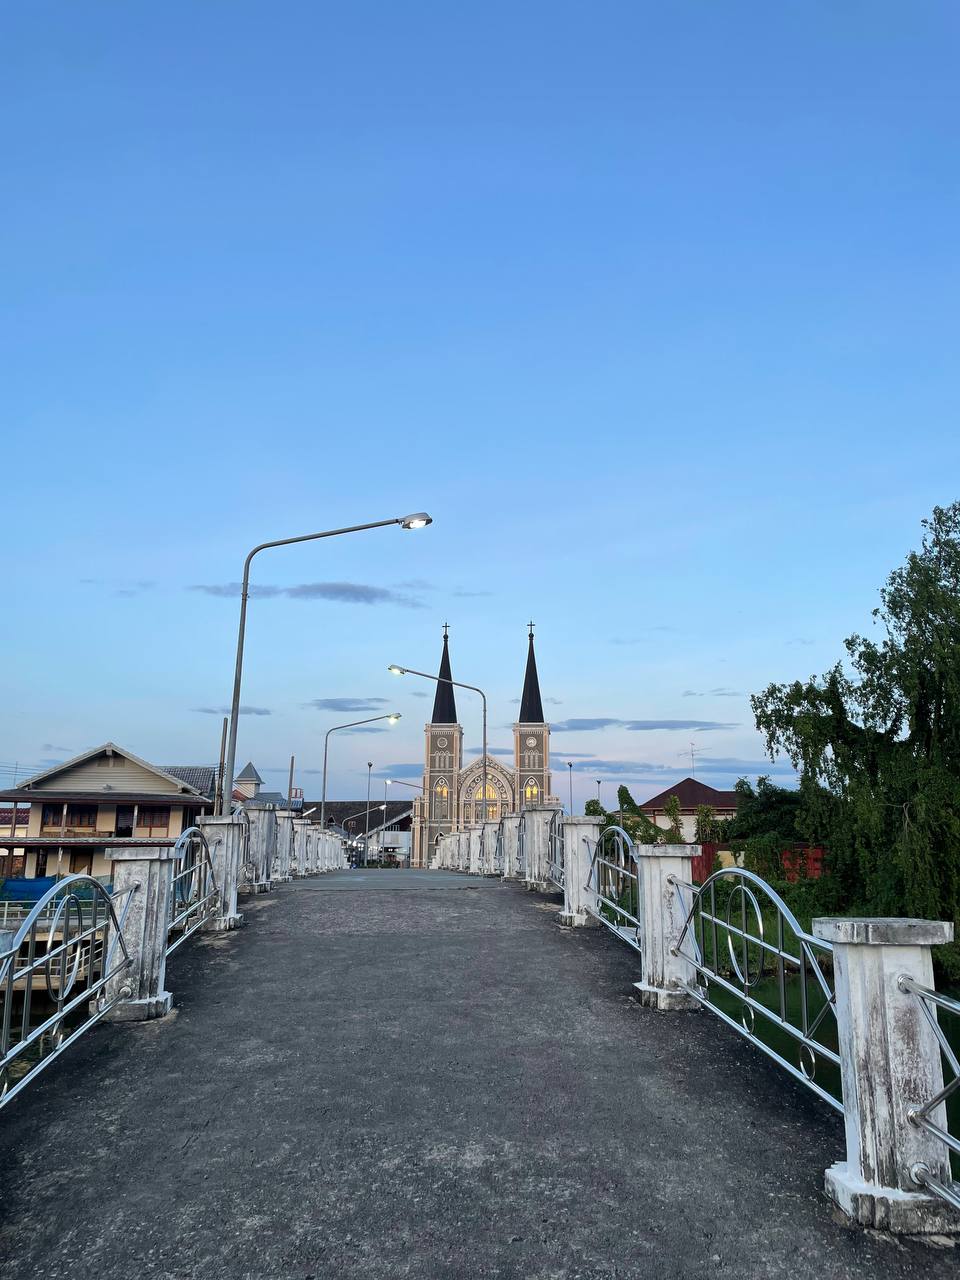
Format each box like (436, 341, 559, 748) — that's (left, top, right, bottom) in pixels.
(680, 741, 703, 778)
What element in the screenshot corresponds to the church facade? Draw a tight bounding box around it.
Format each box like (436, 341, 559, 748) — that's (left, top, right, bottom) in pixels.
(410, 626, 554, 868)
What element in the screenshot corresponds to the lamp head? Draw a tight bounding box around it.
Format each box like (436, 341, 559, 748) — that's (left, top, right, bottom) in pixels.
(388, 713, 401, 724)
(388, 664, 405, 676)
(399, 512, 432, 530)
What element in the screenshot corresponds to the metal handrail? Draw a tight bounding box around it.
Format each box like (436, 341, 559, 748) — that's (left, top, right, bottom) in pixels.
(671, 866, 841, 1113)
(546, 809, 565, 890)
(0, 875, 136, 1108)
(897, 975, 960, 1209)
(584, 825, 642, 953)
(167, 828, 218, 956)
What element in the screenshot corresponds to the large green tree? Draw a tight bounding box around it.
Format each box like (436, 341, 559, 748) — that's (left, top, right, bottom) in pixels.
(751, 502, 960, 932)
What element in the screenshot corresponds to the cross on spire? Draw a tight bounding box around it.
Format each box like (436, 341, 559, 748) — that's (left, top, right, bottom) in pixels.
(442, 621, 449, 638)
(528, 620, 535, 637)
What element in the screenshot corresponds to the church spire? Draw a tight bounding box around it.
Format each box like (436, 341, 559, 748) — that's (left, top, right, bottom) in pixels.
(519, 622, 545, 723)
(431, 624, 458, 723)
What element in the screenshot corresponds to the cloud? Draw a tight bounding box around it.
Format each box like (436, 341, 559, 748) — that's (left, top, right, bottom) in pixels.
(41, 743, 72, 754)
(566, 758, 667, 775)
(371, 763, 423, 778)
(451, 589, 493, 598)
(693, 756, 798, 779)
(786, 637, 815, 647)
(340, 726, 388, 735)
(550, 717, 738, 732)
(194, 705, 272, 716)
(409, 691, 429, 699)
(303, 697, 389, 713)
(466, 746, 514, 756)
(682, 688, 743, 698)
(260, 765, 324, 775)
(510, 696, 564, 705)
(189, 581, 425, 608)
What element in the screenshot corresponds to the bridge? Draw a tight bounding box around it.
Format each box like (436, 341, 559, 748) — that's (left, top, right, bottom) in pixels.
(0, 867, 955, 1278)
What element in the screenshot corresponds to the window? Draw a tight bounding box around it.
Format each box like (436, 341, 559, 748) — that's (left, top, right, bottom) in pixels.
(66, 805, 96, 829)
(433, 780, 449, 821)
(473, 782, 499, 823)
(137, 806, 170, 834)
(523, 779, 540, 807)
(41, 803, 64, 830)
(70, 850, 94, 874)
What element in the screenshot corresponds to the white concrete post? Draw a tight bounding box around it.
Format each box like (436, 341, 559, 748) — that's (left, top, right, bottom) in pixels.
(247, 807, 275, 892)
(458, 830, 470, 872)
(634, 843, 699, 1011)
(500, 815, 521, 879)
(198, 815, 245, 931)
(468, 826, 482, 875)
(104, 846, 175, 1021)
(523, 804, 560, 891)
(559, 815, 604, 926)
(813, 916, 956, 1233)
(292, 817, 309, 876)
(273, 812, 294, 881)
(481, 822, 499, 875)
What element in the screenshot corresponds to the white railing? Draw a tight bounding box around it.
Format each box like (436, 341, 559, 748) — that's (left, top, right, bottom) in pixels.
(0, 875, 136, 1108)
(584, 825, 642, 953)
(167, 828, 218, 956)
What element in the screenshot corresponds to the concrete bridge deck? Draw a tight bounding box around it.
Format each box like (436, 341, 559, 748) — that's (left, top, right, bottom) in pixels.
(0, 872, 954, 1278)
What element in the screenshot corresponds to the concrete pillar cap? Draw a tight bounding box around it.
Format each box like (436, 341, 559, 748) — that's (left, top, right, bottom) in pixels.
(813, 917, 954, 947)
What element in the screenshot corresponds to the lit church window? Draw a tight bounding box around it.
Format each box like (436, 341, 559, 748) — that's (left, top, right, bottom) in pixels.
(472, 782, 499, 823)
(433, 779, 449, 820)
(524, 779, 539, 807)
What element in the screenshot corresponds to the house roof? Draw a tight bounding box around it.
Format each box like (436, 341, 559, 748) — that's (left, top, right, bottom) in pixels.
(305, 800, 413, 831)
(235, 762, 263, 784)
(9, 743, 207, 796)
(518, 629, 545, 723)
(163, 765, 217, 797)
(431, 629, 458, 724)
(639, 777, 740, 812)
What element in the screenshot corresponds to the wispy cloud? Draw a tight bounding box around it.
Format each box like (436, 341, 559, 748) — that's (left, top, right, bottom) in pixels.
(566, 758, 666, 775)
(466, 746, 514, 756)
(341, 726, 388, 735)
(409, 691, 429, 699)
(371, 763, 423, 778)
(510, 696, 564, 705)
(786, 637, 815, 647)
(451, 589, 493, 598)
(40, 743, 72, 754)
(190, 581, 425, 608)
(302, 697, 389, 713)
(550, 717, 738, 733)
(682, 687, 743, 698)
(194, 705, 271, 716)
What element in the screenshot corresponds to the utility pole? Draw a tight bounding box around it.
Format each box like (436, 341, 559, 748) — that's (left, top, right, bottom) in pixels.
(287, 755, 295, 807)
(364, 762, 373, 867)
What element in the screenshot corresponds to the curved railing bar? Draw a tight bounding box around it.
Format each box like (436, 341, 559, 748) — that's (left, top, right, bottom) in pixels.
(584, 826, 643, 952)
(0, 875, 137, 1108)
(168, 828, 219, 953)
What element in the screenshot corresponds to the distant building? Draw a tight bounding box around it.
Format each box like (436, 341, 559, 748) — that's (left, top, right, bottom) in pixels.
(0, 743, 217, 880)
(411, 625, 555, 868)
(638, 777, 740, 844)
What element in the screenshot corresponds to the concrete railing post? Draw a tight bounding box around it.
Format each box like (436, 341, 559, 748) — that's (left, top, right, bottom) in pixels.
(813, 916, 956, 1233)
(247, 807, 275, 892)
(481, 822, 499, 875)
(522, 804, 560, 891)
(500, 815, 521, 879)
(198, 815, 245, 931)
(457, 830, 470, 872)
(273, 811, 294, 881)
(634, 843, 699, 1011)
(559, 815, 604, 926)
(291, 817, 309, 876)
(468, 826, 482, 875)
(104, 846, 175, 1021)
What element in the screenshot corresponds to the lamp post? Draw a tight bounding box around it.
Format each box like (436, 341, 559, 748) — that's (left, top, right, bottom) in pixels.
(567, 762, 574, 815)
(388, 664, 488, 831)
(320, 713, 400, 833)
(364, 762, 373, 867)
(219, 512, 432, 815)
(596, 779, 602, 810)
(387, 779, 421, 867)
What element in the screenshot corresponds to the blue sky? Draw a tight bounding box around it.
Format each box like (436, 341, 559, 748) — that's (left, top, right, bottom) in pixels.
(3, 3, 958, 807)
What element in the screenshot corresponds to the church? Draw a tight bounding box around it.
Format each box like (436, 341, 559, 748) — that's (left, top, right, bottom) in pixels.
(410, 626, 554, 868)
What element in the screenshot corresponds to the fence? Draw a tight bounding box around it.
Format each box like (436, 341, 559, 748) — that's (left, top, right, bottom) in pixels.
(545, 809, 565, 890)
(584, 825, 642, 953)
(0, 875, 135, 1109)
(167, 827, 219, 956)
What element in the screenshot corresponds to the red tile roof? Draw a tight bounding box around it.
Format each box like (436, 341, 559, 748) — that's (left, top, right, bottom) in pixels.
(639, 778, 740, 812)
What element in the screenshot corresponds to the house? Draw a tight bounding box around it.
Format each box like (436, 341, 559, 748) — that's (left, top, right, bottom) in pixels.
(0, 743, 217, 881)
(638, 777, 740, 844)
(233, 761, 287, 807)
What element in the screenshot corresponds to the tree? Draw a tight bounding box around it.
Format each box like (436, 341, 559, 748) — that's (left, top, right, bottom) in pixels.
(751, 502, 960, 939)
(663, 794, 684, 844)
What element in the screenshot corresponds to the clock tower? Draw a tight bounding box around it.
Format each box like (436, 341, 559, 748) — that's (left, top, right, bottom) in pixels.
(514, 623, 550, 808)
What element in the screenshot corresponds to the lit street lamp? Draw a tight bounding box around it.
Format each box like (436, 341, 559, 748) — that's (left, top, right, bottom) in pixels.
(567, 761, 573, 815)
(389, 664, 489, 831)
(220, 512, 432, 814)
(320, 713, 400, 833)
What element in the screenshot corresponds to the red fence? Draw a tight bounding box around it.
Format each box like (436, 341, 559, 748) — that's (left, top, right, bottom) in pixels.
(691, 843, 825, 884)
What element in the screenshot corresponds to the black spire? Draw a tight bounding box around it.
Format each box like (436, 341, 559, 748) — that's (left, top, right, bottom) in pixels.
(519, 622, 545, 723)
(431, 624, 458, 723)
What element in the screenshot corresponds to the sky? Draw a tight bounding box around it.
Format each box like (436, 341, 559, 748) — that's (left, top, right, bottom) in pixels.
(3, 3, 959, 808)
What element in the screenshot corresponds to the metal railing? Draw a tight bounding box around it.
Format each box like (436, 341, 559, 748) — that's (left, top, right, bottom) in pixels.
(897, 976, 960, 1210)
(515, 813, 526, 877)
(585, 826, 642, 953)
(167, 828, 218, 956)
(494, 825, 505, 875)
(0, 875, 136, 1108)
(546, 809, 565, 890)
(671, 867, 841, 1113)
(233, 804, 254, 884)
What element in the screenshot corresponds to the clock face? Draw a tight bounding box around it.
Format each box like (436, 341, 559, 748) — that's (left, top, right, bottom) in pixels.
(525, 736, 538, 748)
(436, 736, 448, 748)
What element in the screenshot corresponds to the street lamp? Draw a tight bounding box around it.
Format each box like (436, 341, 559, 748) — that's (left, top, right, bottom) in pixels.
(219, 512, 432, 814)
(320, 713, 400, 832)
(364, 761, 373, 867)
(567, 762, 573, 815)
(389, 664, 489, 830)
(596, 779, 602, 809)
(386, 779, 423, 791)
